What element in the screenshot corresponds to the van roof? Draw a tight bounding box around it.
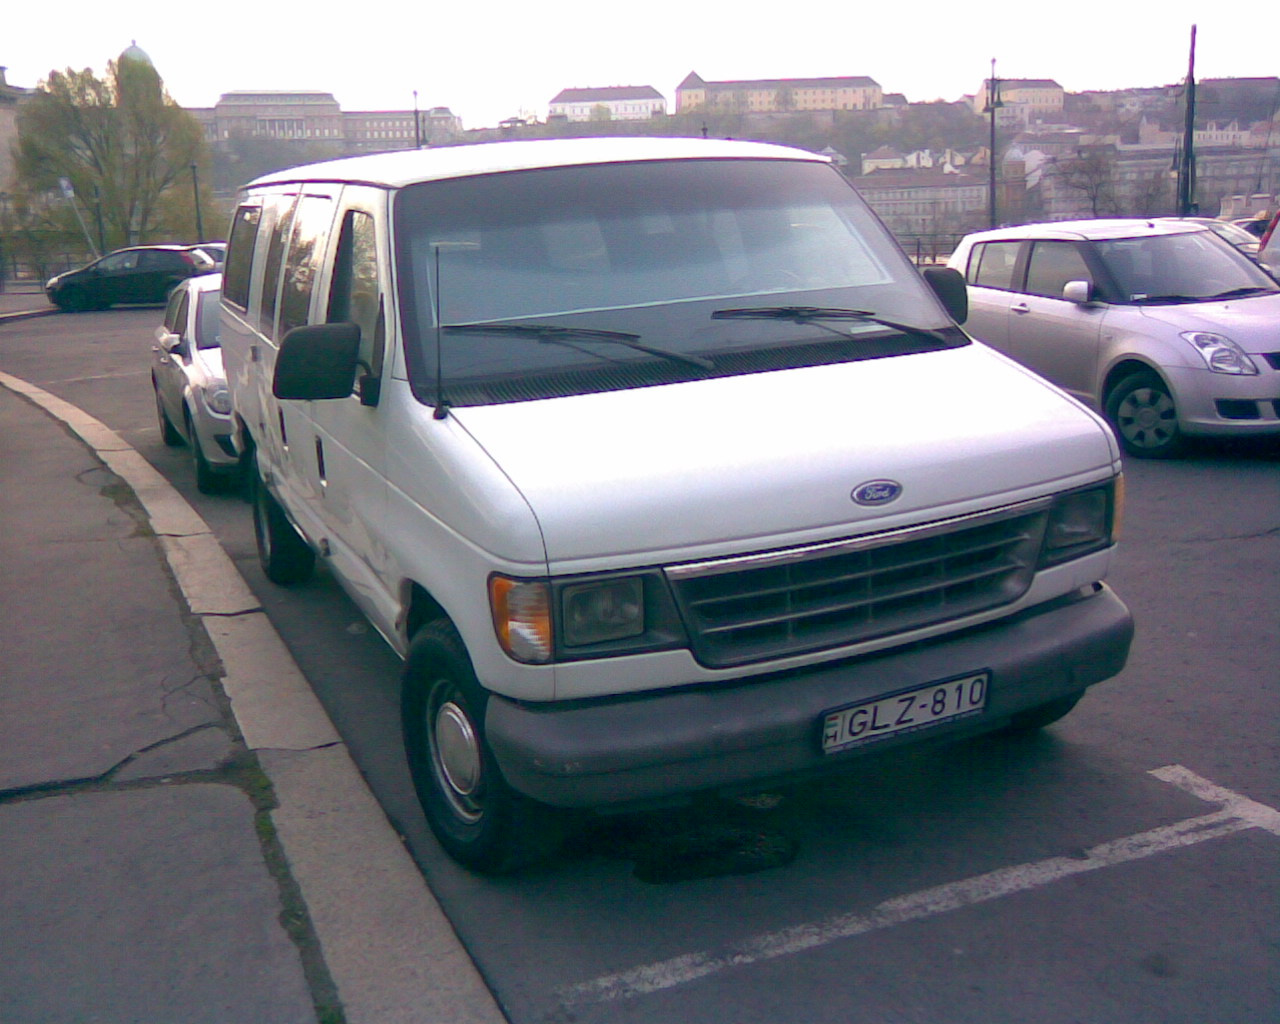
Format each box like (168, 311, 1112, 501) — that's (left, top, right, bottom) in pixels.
(242, 136, 829, 191)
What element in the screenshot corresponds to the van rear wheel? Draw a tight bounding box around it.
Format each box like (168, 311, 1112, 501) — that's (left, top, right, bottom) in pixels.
(402, 620, 565, 874)
(251, 458, 315, 585)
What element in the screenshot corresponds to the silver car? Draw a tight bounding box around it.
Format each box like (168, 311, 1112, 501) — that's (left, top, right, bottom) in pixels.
(151, 273, 238, 491)
(949, 219, 1280, 457)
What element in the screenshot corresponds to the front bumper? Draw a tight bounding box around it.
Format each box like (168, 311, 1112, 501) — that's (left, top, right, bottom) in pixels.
(485, 584, 1133, 809)
(1168, 364, 1280, 437)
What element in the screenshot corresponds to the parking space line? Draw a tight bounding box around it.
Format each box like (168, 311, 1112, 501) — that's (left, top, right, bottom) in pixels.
(560, 765, 1278, 1006)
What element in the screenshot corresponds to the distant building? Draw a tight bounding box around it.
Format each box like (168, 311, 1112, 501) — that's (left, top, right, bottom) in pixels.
(676, 72, 882, 114)
(850, 168, 988, 236)
(972, 78, 1065, 125)
(0, 66, 32, 188)
(189, 91, 345, 144)
(187, 91, 462, 153)
(548, 86, 666, 122)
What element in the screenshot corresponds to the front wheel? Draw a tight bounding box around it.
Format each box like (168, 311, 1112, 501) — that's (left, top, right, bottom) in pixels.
(402, 621, 565, 873)
(154, 382, 183, 446)
(251, 459, 315, 585)
(186, 410, 224, 494)
(1105, 370, 1185, 459)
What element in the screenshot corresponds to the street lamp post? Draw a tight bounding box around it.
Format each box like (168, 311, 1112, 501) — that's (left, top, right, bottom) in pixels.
(984, 59, 1003, 229)
(190, 163, 204, 240)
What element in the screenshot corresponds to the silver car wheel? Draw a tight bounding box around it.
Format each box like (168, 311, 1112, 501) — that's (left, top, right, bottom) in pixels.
(1115, 384, 1177, 451)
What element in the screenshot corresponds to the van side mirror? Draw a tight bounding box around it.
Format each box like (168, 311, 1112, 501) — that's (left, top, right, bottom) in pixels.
(1063, 280, 1093, 304)
(273, 323, 361, 400)
(921, 266, 968, 324)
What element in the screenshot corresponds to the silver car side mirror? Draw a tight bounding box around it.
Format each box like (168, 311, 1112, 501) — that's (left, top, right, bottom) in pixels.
(1062, 280, 1093, 304)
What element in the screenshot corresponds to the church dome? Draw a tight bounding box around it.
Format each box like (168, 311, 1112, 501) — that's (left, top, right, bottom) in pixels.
(120, 41, 153, 65)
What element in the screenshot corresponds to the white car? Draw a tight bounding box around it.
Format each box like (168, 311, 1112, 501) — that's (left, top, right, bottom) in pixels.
(950, 219, 1280, 457)
(151, 273, 238, 492)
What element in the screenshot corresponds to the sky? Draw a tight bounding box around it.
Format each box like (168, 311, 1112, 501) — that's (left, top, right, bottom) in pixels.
(7, 2, 1280, 130)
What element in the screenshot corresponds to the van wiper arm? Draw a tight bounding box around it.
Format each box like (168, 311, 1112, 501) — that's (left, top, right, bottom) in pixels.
(711, 305, 947, 343)
(442, 322, 714, 370)
(1199, 286, 1277, 301)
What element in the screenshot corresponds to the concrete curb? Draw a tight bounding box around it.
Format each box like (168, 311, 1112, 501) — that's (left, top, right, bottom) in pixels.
(0, 369, 507, 1024)
(0, 307, 58, 323)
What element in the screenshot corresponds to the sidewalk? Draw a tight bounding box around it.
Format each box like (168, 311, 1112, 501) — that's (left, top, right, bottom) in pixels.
(0, 280, 56, 320)
(0, 317, 505, 1022)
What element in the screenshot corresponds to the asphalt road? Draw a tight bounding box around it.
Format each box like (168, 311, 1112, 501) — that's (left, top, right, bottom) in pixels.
(4, 307, 1278, 1024)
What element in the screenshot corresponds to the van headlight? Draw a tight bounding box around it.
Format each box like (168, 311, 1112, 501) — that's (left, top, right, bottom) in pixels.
(1039, 479, 1121, 567)
(562, 577, 645, 646)
(490, 571, 685, 663)
(1181, 332, 1258, 375)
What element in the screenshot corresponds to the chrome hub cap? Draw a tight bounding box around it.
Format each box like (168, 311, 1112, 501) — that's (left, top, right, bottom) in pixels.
(433, 697, 483, 822)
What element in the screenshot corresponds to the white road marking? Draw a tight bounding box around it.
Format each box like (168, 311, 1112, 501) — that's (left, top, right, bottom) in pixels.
(560, 765, 1278, 1006)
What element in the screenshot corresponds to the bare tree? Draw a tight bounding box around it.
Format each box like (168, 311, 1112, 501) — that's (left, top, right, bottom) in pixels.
(1053, 151, 1119, 217)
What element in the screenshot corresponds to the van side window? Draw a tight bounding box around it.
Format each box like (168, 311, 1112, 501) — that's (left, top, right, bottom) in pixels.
(222, 205, 259, 309)
(969, 241, 1021, 291)
(1024, 241, 1092, 299)
(260, 194, 298, 338)
(327, 211, 382, 379)
(279, 195, 335, 336)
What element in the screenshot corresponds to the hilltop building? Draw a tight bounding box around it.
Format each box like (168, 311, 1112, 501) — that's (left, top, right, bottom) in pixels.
(548, 86, 666, 122)
(187, 91, 463, 153)
(676, 72, 883, 114)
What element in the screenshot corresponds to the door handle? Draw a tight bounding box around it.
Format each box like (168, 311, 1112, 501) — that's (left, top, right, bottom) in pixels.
(1011, 302, 1031, 314)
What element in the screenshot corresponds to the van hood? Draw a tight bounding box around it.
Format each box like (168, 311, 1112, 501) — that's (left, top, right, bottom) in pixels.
(1136, 290, 1280, 354)
(452, 345, 1116, 567)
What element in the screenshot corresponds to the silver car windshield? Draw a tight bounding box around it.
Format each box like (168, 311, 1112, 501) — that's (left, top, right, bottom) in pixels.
(393, 158, 964, 406)
(1095, 231, 1279, 304)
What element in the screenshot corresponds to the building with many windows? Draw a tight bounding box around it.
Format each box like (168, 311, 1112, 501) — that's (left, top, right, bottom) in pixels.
(188, 91, 461, 152)
(971, 78, 1065, 126)
(548, 86, 666, 122)
(676, 72, 883, 114)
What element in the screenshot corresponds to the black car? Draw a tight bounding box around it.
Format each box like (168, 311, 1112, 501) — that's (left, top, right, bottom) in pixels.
(45, 245, 217, 311)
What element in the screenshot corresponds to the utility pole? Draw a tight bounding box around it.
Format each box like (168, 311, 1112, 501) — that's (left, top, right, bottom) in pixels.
(1177, 25, 1197, 216)
(190, 163, 204, 240)
(984, 59, 1003, 229)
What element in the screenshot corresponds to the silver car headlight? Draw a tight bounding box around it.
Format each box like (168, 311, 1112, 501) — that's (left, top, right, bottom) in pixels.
(1180, 332, 1259, 375)
(203, 384, 233, 415)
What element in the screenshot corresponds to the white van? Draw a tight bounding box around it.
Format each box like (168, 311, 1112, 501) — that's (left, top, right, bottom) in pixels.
(220, 138, 1132, 872)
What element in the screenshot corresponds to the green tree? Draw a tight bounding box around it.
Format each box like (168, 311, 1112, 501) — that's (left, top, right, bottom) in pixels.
(13, 55, 209, 249)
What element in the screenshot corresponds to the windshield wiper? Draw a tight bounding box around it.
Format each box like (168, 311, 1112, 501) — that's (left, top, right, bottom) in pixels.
(442, 322, 714, 370)
(711, 306, 947, 343)
(1199, 286, 1277, 301)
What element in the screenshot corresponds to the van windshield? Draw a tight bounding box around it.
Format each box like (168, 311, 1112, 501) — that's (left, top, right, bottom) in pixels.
(393, 158, 966, 406)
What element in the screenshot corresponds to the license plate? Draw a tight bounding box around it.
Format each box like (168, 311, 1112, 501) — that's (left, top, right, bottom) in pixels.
(822, 672, 988, 754)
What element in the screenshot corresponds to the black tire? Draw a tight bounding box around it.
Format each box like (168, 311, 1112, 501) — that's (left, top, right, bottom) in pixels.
(1104, 370, 1185, 459)
(154, 382, 184, 446)
(1003, 692, 1084, 734)
(251, 458, 315, 585)
(186, 409, 223, 494)
(402, 620, 566, 874)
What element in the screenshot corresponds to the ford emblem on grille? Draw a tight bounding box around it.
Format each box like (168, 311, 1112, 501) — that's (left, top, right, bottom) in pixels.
(852, 480, 903, 506)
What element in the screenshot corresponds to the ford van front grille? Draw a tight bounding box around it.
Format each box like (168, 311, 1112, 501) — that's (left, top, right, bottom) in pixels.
(665, 505, 1048, 669)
